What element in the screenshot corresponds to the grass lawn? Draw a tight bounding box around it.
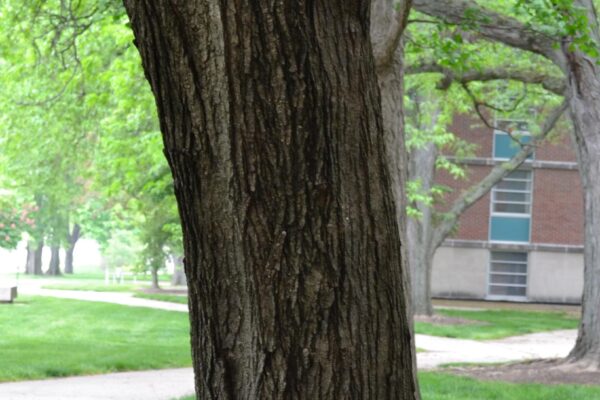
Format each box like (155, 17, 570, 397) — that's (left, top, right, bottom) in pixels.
(420, 372, 600, 399)
(41, 282, 147, 292)
(175, 373, 600, 400)
(134, 293, 188, 304)
(0, 296, 191, 381)
(415, 308, 579, 340)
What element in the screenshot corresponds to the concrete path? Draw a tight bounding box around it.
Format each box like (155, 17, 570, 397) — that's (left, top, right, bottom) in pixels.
(18, 287, 188, 313)
(0, 368, 195, 400)
(0, 330, 578, 399)
(416, 329, 577, 369)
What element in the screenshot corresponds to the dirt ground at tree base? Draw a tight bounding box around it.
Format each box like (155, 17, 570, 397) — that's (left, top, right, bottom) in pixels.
(446, 359, 600, 386)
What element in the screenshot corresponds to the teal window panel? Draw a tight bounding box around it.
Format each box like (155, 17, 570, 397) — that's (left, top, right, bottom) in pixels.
(490, 216, 530, 242)
(494, 133, 533, 159)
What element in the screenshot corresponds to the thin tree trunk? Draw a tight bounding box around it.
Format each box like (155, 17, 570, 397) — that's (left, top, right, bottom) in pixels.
(150, 266, 160, 290)
(64, 224, 81, 274)
(25, 241, 35, 275)
(406, 142, 437, 316)
(171, 255, 186, 287)
(563, 18, 600, 367)
(124, 1, 418, 399)
(33, 240, 44, 275)
(46, 246, 61, 276)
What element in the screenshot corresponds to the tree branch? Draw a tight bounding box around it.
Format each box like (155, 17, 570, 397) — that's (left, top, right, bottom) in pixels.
(374, 0, 413, 70)
(430, 100, 569, 251)
(412, 0, 565, 66)
(406, 61, 566, 95)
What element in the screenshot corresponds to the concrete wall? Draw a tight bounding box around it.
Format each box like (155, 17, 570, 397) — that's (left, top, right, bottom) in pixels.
(431, 246, 584, 304)
(528, 251, 583, 304)
(432, 247, 488, 299)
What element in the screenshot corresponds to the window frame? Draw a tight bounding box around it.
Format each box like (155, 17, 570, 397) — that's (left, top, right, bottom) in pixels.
(487, 251, 529, 301)
(492, 119, 532, 161)
(490, 170, 533, 218)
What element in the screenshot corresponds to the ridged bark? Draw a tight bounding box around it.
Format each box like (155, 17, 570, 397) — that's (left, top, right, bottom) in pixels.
(124, 1, 418, 398)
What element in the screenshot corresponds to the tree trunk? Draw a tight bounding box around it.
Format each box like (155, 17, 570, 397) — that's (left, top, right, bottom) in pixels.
(563, 18, 600, 367)
(124, 1, 418, 399)
(150, 266, 160, 290)
(407, 143, 437, 316)
(25, 241, 35, 275)
(33, 240, 44, 275)
(46, 246, 61, 276)
(171, 255, 186, 287)
(64, 224, 81, 274)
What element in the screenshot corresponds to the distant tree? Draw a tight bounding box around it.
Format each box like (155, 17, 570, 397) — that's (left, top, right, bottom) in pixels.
(414, 0, 600, 369)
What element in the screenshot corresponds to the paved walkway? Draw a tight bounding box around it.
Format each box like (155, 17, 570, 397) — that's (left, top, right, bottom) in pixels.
(0, 329, 578, 399)
(18, 286, 188, 313)
(416, 329, 577, 369)
(3, 287, 579, 398)
(0, 369, 195, 400)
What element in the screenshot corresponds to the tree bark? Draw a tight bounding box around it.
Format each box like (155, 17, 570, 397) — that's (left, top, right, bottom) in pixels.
(46, 245, 61, 276)
(33, 240, 44, 275)
(407, 143, 437, 316)
(64, 223, 81, 274)
(124, 1, 418, 399)
(25, 241, 35, 275)
(563, 1, 600, 367)
(150, 266, 160, 290)
(171, 255, 186, 286)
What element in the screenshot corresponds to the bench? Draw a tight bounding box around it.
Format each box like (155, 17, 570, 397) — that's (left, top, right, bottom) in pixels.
(0, 287, 17, 303)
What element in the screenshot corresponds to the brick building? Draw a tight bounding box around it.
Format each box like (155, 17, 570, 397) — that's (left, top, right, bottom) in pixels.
(431, 115, 584, 304)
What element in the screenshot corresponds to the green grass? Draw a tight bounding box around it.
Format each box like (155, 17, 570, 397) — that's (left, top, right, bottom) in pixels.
(134, 293, 188, 304)
(0, 296, 191, 381)
(415, 308, 579, 340)
(420, 372, 600, 399)
(175, 373, 600, 400)
(42, 282, 147, 292)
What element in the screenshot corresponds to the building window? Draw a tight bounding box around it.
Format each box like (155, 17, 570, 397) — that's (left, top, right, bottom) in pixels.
(489, 170, 533, 243)
(493, 120, 532, 160)
(492, 170, 532, 215)
(488, 251, 528, 298)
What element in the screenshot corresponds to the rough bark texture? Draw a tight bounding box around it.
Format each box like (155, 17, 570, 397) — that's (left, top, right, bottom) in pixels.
(64, 224, 81, 274)
(46, 246, 61, 276)
(371, 0, 420, 390)
(124, 1, 418, 398)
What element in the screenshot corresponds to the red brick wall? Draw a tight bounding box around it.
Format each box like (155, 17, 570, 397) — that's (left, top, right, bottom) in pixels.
(535, 133, 578, 162)
(435, 113, 583, 246)
(449, 113, 493, 158)
(531, 169, 584, 245)
(435, 166, 584, 245)
(436, 165, 491, 241)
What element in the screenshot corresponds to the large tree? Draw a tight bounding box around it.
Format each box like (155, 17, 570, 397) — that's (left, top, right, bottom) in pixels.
(414, 0, 600, 368)
(124, 1, 419, 398)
